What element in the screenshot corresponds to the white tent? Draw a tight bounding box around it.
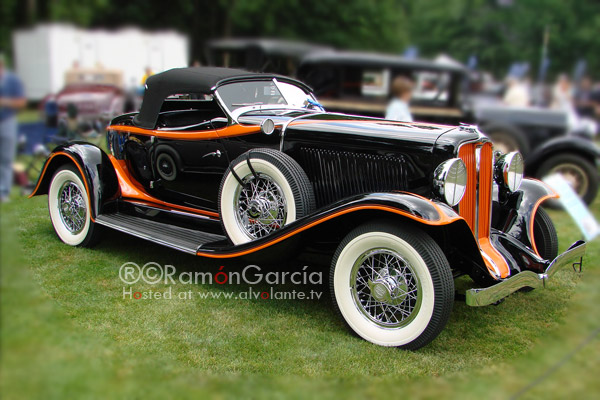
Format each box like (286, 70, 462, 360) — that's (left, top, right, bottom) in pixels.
(13, 24, 189, 100)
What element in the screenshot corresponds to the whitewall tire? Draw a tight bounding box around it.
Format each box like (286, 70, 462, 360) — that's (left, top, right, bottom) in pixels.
(48, 164, 101, 247)
(330, 222, 454, 349)
(218, 148, 315, 245)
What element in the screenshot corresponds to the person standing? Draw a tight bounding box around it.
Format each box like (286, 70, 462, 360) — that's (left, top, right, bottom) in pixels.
(575, 76, 597, 118)
(503, 77, 531, 107)
(140, 66, 154, 86)
(0, 54, 26, 202)
(386, 76, 414, 122)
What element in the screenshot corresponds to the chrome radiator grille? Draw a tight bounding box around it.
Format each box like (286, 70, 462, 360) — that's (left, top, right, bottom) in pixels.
(299, 147, 408, 207)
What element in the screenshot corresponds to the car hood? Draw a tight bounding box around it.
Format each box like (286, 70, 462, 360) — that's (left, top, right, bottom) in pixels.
(285, 113, 455, 146)
(238, 112, 482, 157)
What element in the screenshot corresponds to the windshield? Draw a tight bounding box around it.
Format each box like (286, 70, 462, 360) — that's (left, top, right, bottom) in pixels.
(216, 79, 319, 118)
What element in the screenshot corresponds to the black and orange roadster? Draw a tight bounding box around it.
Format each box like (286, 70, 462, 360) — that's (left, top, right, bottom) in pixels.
(31, 67, 585, 349)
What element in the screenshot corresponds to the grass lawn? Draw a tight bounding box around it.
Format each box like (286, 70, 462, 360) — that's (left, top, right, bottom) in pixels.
(1, 181, 599, 398)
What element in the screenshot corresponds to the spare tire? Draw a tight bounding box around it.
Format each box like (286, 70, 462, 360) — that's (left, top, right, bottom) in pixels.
(218, 148, 315, 244)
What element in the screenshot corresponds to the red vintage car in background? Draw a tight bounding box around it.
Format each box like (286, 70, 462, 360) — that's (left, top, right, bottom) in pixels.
(40, 68, 126, 134)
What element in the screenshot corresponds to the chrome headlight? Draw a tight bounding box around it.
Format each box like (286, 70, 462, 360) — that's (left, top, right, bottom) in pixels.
(434, 158, 467, 206)
(494, 151, 524, 192)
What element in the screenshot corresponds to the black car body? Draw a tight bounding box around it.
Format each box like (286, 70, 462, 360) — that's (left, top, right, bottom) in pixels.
(297, 50, 600, 204)
(31, 67, 585, 350)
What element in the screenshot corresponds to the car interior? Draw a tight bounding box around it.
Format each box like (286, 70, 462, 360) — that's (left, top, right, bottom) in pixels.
(156, 96, 227, 130)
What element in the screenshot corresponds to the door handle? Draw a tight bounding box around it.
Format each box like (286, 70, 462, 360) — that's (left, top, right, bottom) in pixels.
(202, 150, 222, 158)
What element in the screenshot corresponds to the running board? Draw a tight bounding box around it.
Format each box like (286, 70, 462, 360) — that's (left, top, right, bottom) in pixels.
(95, 213, 225, 254)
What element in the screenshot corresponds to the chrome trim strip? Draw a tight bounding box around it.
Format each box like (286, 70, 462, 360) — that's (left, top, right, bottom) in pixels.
(466, 240, 586, 306)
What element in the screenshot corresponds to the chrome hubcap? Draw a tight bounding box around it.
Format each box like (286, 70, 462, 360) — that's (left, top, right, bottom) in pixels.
(351, 249, 421, 328)
(58, 181, 86, 234)
(235, 173, 287, 239)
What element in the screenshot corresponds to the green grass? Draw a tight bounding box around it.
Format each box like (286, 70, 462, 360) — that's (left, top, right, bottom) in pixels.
(1, 190, 599, 399)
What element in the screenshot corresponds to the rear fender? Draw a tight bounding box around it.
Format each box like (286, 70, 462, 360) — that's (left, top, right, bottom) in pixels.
(29, 142, 119, 218)
(525, 136, 600, 174)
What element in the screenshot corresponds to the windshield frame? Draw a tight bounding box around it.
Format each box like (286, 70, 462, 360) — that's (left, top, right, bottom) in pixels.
(214, 78, 321, 122)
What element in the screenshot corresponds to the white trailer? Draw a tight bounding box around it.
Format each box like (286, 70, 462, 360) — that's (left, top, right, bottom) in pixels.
(12, 24, 189, 100)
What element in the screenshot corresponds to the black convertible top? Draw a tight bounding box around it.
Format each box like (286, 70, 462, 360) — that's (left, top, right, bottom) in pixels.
(133, 67, 311, 129)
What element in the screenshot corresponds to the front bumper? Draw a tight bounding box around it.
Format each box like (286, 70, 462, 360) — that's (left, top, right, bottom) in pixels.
(466, 240, 586, 306)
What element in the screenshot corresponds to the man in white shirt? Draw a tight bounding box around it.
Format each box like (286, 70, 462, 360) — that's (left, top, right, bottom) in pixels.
(386, 76, 414, 122)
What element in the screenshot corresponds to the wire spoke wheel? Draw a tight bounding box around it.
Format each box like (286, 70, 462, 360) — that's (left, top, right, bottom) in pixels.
(48, 165, 101, 247)
(234, 173, 287, 240)
(219, 148, 315, 245)
(351, 249, 422, 328)
(58, 181, 87, 234)
(330, 223, 454, 349)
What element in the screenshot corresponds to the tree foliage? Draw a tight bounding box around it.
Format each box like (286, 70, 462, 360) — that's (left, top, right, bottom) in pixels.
(1, 0, 600, 78)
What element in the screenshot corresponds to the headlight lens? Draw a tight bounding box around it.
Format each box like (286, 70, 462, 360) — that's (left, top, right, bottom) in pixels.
(434, 158, 467, 206)
(494, 151, 524, 192)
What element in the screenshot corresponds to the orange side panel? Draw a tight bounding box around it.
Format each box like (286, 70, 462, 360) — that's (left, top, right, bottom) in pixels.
(108, 155, 219, 219)
(107, 124, 260, 140)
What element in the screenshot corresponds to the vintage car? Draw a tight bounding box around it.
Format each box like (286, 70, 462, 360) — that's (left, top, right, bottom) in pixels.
(296, 50, 600, 204)
(205, 38, 332, 77)
(30, 67, 586, 350)
(41, 68, 125, 130)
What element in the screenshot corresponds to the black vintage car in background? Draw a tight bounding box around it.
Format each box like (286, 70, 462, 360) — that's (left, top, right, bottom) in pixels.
(296, 50, 600, 204)
(31, 67, 585, 350)
(205, 38, 332, 78)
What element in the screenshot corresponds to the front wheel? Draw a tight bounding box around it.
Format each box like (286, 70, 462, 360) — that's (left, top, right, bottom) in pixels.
(532, 207, 558, 260)
(330, 222, 454, 350)
(48, 164, 101, 247)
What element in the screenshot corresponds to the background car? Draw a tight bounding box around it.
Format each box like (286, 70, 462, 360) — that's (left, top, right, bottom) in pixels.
(40, 67, 125, 134)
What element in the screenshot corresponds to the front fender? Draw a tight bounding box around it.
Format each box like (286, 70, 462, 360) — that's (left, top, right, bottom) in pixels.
(29, 142, 119, 218)
(525, 136, 600, 174)
(197, 192, 474, 255)
(494, 178, 558, 258)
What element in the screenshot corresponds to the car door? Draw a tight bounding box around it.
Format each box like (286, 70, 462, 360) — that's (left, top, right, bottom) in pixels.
(150, 117, 230, 212)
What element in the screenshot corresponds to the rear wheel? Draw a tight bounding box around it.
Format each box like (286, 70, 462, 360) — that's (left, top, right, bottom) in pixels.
(330, 222, 454, 350)
(48, 164, 101, 247)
